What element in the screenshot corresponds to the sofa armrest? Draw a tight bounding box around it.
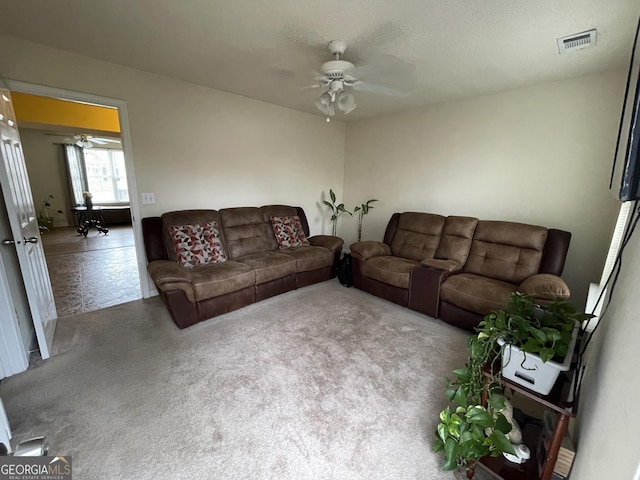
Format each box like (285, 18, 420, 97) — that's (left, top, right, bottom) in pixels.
(421, 258, 463, 272)
(308, 235, 344, 253)
(518, 273, 570, 301)
(350, 241, 391, 261)
(147, 260, 196, 302)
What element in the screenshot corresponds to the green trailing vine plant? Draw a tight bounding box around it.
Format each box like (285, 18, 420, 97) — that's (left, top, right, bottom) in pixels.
(353, 199, 378, 241)
(322, 189, 351, 236)
(434, 292, 592, 477)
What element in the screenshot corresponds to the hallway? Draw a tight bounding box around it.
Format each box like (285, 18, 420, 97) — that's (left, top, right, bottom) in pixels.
(41, 225, 141, 317)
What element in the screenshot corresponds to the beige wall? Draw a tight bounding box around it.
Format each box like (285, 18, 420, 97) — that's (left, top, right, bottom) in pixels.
(570, 226, 640, 479)
(343, 70, 625, 305)
(0, 34, 346, 236)
(20, 128, 74, 228)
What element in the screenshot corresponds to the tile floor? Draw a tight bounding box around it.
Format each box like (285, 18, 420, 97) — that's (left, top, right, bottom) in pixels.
(41, 225, 141, 317)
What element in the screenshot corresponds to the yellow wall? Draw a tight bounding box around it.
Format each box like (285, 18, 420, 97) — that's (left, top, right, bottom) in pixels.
(12, 92, 120, 133)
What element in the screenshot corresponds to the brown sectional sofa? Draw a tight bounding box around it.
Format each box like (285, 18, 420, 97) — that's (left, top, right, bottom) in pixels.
(350, 212, 571, 331)
(142, 205, 343, 329)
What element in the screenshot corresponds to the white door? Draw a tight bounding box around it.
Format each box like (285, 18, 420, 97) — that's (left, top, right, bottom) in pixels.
(0, 87, 57, 359)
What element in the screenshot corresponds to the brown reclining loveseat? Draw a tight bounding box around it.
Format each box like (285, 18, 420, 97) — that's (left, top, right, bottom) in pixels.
(350, 212, 571, 331)
(142, 205, 343, 329)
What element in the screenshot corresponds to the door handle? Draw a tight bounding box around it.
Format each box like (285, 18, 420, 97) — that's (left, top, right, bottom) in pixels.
(2, 239, 16, 245)
(23, 236, 39, 244)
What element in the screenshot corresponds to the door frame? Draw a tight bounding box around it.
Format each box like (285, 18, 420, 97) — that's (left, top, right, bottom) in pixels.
(5, 79, 151, 299)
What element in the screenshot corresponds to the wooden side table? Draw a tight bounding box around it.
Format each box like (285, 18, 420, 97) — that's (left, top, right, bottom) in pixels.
(478, 366, 577, 480)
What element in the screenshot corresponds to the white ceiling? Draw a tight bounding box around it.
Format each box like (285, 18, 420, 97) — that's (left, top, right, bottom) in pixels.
(0, 0, 638, 121)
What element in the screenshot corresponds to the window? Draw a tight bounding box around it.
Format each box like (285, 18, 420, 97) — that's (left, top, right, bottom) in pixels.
(82, 148, 129, 204)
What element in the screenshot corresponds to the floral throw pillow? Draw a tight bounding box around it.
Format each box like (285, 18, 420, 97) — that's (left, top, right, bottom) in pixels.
(270, 215, 310, 249)
(169, 221, 227, 268)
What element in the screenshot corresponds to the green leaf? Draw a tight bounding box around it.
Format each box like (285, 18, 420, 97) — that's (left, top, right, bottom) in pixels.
(453, 386, 467, 407)
(520, 338, 541, 353)
(466, 408, 494, 428)
(531, 328, 548, 343)
(493, 413, 513, 434)
(443, 439, 459, 471)
(452, 368, 470, 382)
(488, 430, 516, 455)
(433, 437, 445, 453)
(539, 347, 555, 363)
(354, 206, 361, 212)
(323, 200, 334, 210)
(487, 394, 506, 412)
(330, 189, 336, 203)
(437, 423, 447, 443)
(439, 407, 451, 423)
(446, 388, 457, 401)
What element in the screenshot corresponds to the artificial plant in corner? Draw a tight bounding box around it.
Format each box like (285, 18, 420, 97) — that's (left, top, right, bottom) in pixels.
(353, 199, 378, 241)
(323, 189, 351, 236)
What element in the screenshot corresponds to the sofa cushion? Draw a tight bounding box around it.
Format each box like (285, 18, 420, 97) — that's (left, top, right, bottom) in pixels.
(169, 221, 227, 268)
(235, 251, 297, 285)
(161, 210, 224, 262)
(390, 212, 446, 261)
(220, 207, 274, 259)
(464, 221, 548, 284)
(270, 215, 310, 249)
(434, 216, 479, 264)
(280, 246, 333, 272)
(440, 272, 517, 315)
(261, 205, 302, 250)
(362, 256, 421, 289)
(190, 261, 255, 301)
(519, 273, 570, 300)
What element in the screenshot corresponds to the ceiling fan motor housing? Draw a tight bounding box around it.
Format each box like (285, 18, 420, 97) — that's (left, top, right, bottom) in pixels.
(320, 60, 356, 79)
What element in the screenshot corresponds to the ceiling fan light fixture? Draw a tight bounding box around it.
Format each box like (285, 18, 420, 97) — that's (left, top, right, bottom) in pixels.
(337, 91, 357, 115)
(314, 92, 332, 116)
(75, 139, 93, 148)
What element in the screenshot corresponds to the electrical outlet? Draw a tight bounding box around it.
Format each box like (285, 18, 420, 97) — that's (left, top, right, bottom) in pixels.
(141, 192, 155, 204)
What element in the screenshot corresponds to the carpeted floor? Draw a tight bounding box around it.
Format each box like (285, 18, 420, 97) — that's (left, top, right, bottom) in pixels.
(1, 281, 480, 479)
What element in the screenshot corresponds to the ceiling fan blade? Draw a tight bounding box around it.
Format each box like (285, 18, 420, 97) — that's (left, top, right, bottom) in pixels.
(353, 81, 409, 97)
(300, 83, 323, 91)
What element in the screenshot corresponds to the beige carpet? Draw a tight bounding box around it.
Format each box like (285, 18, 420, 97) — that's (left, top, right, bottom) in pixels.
(1, 281, 474, 479)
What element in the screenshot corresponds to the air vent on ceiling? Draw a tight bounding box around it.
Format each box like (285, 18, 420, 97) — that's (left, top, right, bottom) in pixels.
(557, 29, 597, 55)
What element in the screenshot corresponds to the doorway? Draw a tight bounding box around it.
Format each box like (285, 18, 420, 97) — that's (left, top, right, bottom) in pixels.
(6, 81, 149, 319)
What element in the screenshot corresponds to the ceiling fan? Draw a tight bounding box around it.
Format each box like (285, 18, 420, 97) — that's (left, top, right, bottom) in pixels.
(69, 134, 121, 148)
(45, 133, 121, 148)
(309, 40, 408, 121)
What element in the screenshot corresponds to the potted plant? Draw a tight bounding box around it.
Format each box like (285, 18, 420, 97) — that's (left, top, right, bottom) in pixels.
(433, 292, 592, 477)
(322, 189, 351, 236)
(353, 199, 378, 241)
(37, 194, 64, 232)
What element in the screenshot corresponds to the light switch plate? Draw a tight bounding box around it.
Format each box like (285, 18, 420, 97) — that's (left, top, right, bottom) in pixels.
(141, 192, 155, 204)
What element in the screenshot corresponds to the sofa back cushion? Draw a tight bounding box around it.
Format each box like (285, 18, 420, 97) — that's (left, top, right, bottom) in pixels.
(261, 205, 301, 250)
(434, 216, 479, 265)
(220, 207, 273, 259)
(464, 221, 548, 284)
(390, 212, 446, 261)
(161, 210, 224, 262)
(169, 221, 227, 268)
